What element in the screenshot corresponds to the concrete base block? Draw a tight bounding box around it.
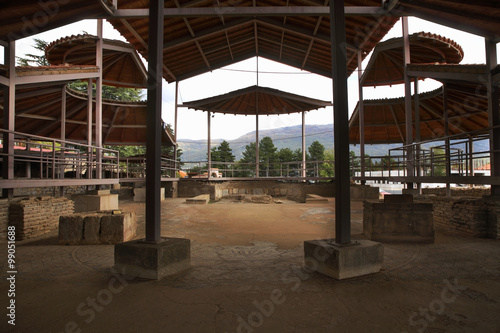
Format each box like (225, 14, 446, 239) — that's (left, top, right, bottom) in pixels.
(304, 239, 384, 280)
(73, 193, 119, 212)
(134, 187, 165, 202)
(114, 238, 191, 280)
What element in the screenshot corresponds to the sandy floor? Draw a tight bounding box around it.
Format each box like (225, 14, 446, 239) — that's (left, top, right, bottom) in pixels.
(1, 198, 499, 333)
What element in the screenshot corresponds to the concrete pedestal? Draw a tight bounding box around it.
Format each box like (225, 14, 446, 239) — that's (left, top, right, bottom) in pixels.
(114, 238, 191, 280)
(303, 239, 383, 280)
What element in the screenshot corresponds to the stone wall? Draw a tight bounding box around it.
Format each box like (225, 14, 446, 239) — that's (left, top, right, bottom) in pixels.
(422, 187, 490, 197)
(177, 180, 336, 202)
(13, 185, 97, 197)
(9, 197, 74, 240)
(0, 199, 9, 239)
(430, 196, 499, 239)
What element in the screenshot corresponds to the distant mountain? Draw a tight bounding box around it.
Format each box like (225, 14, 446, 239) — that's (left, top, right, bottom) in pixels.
(177, 124, 490, 162)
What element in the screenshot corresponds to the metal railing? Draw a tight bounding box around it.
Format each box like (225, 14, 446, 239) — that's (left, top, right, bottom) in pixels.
(0, 129, 119, 182)
(181, 160, 335, 179)
(351, 128, 495, 185)
(119, 156, 180, 179)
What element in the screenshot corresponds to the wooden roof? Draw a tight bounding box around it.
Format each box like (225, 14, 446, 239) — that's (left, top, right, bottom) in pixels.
(394, 0, 500, 41)
(182, 85, 331, 115)
(0, 84, 174, 146)
(106, 0, 399, 83)
(45, 34, 147, 88)
(349, 84, 494, 144)
(0, 1, 108, 42)
(362, 32, 464, 87)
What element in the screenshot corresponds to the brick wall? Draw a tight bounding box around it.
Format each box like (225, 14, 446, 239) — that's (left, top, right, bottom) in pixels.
(422, 187, 490, 197)
(9, 196, 74, 240)
(430, 196, 498, 239)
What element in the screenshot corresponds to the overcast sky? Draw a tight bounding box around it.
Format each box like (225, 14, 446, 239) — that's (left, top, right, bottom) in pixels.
(4, 16, 499, 142)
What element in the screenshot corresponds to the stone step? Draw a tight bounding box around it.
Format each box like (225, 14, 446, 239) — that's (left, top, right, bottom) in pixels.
(186, 194, 210, 204)
(306, 194, 328, 203)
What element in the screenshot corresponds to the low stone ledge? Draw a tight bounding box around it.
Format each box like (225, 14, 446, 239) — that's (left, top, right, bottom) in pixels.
(186, 194, 210, 204)
(59, 211, 136, 245)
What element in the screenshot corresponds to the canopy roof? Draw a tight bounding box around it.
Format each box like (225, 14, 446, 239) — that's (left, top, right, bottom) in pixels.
(45, 34, 147, 88)
(106, 0, 399, 83)
(349, 84, 495, 144)
(182, 85, 331, 115)
(0, 84, 174, 146)
(361, 31, 464, 87)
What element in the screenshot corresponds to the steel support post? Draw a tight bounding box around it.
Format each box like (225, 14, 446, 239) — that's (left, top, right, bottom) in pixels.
(2, 42, 15, 198)
(414, 79, 421, 192)
(207, 111, 211, 180)
(357, 50, 365, 184)
(402, 17, 414, 189)
(302, 111, 306, 178)
(174, 81, 179, 166)
(95, 19, 104, 179)
(330, 0, 350, 244)
(486, 39, 500, 196)
(145, 0, 164, 243)
(443, 85, 451, 197)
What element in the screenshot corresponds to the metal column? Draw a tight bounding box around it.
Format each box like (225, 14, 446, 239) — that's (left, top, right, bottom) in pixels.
(443, 85, 451, 197)
(145, 0, 164, 243)
(95, 19, 104, 179)
(330, 0, 350, 244)
(2, 42, 15, 198)
(414, 79, 421, 192)
(207, 111, 211, 180)
(402, 17, 414, 188)
(302, 111, 306, 178)
(357, 50, 365, 184)
(174, 81, 179, 166)
(486, 39, 500, 196)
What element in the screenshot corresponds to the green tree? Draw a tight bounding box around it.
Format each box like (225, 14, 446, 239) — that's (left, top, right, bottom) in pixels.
(308, 141, 325, 161)
(320, 149, 335, 177)
(259, 136, 278, 177)
(307, 140, 325, 177)
(277, 147, 296, 177)
(67, 80, 143, 102)
(16, 38, 50, 66)
(210, 140, 235, 176)
(238, 141, 257, 177)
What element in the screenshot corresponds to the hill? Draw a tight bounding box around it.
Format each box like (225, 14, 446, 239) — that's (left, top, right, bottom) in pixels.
(177, 124, 489, 162)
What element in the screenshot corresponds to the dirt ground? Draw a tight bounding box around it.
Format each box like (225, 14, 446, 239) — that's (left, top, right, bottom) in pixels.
(1, 197, 500, 333)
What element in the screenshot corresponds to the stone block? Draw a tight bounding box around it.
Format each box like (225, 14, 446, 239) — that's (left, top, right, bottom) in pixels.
(384, 194, 414, 204)
(59, 215, 84, 244)
(350, 185, 379, 200)
(134, 187, 165, 202)
(100, 213, 136, 244)
(222, 189, 229, 196)
(304, 239, 383, 280)
(114, 237, 191, 280)
(252, 188, 264, 195)
(83, 215, 101, 243)
(73, 193, 119, 212)
(280, 188, 288, 196)
(363, 200, 434, 243)
(238, 188, 246, 194)
(186, 194, 210, 204)
(87, 189, 111, 195)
